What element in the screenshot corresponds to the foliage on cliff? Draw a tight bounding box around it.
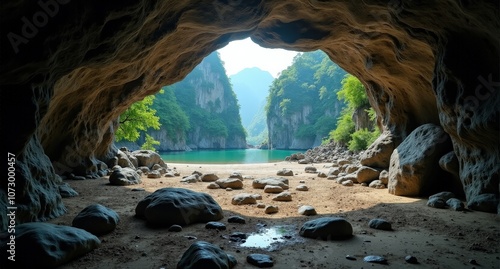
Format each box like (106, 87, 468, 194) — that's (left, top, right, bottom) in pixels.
(265, 50, 347, 148)
(115, 94, 161, 147)
(328, 74, 380, 151)
(155, 52, 245, 147)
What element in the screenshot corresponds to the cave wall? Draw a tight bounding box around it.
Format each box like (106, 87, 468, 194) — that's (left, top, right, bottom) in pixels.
(1, 0, 498, 229)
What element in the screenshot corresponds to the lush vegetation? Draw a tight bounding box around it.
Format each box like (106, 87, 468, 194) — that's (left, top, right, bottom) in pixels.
(266, 51, 347, 146)
(168, 52, 245, 144)
(115, 94, 161, 150)
(328, 74, 380, 151)
(116, 52, 245, 150)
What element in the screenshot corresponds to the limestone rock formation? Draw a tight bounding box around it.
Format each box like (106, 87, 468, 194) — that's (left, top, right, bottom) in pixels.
(1, 0, 499, 228)
(177, 241, 237, 269)
(388, 124, 453, 196)
(72, 204, 120, 235)
(135, 188, 223, 227)
(0, 222, 100, 268)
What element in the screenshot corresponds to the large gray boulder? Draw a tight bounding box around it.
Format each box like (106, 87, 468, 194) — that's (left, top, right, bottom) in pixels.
(388, 124, 452, 196)
(131, 150, 168, 169)
(356, 166, 381, 184)
(252, 177, 289, 190)
(109, 167, 141, 186)
(0, 222, 100, 268)
(360, 131, 396, 169)
(72, 204, 120, 235)
(299, 217, 353, 240)
(135, 188, 223, 226)
(177, 241, 237, 269)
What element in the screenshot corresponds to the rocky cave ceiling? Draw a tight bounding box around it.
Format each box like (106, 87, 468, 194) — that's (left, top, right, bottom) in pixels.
(0, 0, 498, 228)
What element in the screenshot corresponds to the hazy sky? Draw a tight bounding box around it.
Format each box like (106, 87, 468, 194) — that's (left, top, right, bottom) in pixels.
(217, 38, 298, 78)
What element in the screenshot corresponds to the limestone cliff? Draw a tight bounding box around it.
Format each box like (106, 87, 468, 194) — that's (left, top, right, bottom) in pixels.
(1, 0, 498, 229)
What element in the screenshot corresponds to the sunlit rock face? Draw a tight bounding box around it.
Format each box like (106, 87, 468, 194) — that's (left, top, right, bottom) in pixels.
(0, 0, 498, 228)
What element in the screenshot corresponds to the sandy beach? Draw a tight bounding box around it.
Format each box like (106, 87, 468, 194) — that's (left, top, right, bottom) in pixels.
(51, 162, 500, 269)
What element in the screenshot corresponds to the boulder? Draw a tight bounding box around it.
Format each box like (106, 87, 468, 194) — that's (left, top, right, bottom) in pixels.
(177, 241, 237, 269)
(298, 205, 317, 216)
(181, 174, 201, 183)
(427, 197, 447, 208)
(388, 124, 452, 196)
(131, 150, 168, 169)
(116, 150, 136, 169)
(304, 166, 317, 173)
(299, 217, 353, 240)
(378, 170, 389, 185)
(296, 184, 309, 191)
(277, 168, 294, 176)
(252, 177, 289, 190)
(265, 205, 279, 214)
(342, 180, 354, 186)
(264, 185, 284, 193)
(231, 193, 257, 205)
(247, 254, 274, 268)
(135, 188, 223, 226)
(201, 173, 219, 182)
(0, 222, 100, 268)
(207, 182, 220, 189)
(216, 178, 243, 189)
(229, 172, 243, 180)
(72, 204, 119, 235)
(272, 192, 292, 201)
(368, 219, 392, 230)
(369, 180, 386, 189)
(446, 198, 465, 211)
(147, 170, 161, 178)
(429, 191, 455, 201)
(356, 166, 381, 184)
(467, 193, 499, 213)
(109, 167, 141, 186)
(59, 183, 79, 198)
(360, 131, 396, 169)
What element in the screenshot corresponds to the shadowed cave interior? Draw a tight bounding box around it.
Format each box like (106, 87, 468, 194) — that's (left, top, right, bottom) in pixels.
(0, 0, 498, 233)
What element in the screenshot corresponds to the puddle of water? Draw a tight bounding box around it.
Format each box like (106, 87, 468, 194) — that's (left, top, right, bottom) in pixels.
(239, 225, 303, 251)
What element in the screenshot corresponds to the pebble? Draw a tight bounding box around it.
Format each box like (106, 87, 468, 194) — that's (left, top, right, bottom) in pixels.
(229, 232, 247, 241)
(296, 184, 309, 191)
(427, 197, 447, 208)
(228, 216, 246, 224)
(272, 192, 292, 201)
(226, 188, 233, 191)
(257, 203, 266, 208)
(168, 225, 183, 232)
(341, 180, 354, 186)
(368, 219, 392, 231)
(405, 255, 418, 264)
(298, 205, 317, 216)
(469, 259, 478, 265)
(247, 253, 274, 268)
(265, 205, 279, 214)
(363, 255, 387, 264)
(205, 221, 226, 231)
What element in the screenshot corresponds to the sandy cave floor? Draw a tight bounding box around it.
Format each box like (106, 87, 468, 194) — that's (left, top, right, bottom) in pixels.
(51, 162, 500, 269)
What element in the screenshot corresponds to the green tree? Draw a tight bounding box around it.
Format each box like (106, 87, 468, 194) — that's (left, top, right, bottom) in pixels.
(115, 95, 161, 143)
(141, 134, 161, 151)
(328, 74, 379, 151)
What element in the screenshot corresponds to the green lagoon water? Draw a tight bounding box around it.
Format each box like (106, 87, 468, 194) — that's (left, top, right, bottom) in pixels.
(160, 149, 302, 164)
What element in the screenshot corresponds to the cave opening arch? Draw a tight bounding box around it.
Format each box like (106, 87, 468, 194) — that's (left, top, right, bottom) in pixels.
(0, 0, 498, 229)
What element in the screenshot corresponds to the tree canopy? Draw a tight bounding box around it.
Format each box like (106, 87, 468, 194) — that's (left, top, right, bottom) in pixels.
(115, 94, 161, 142)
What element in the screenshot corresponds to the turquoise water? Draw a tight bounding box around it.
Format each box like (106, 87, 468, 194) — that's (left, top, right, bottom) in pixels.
(159, 149, 302, 164)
